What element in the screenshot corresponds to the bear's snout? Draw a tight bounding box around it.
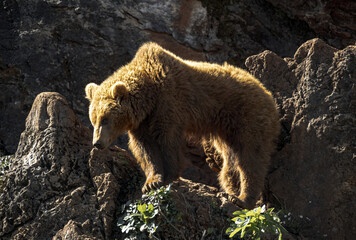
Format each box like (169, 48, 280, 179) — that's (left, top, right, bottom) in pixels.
(93, 141, 104, 150)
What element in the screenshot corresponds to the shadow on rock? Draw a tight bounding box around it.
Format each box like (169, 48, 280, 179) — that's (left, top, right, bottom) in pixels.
(0, 92, 239, 240)
(0, 92, 142, 239)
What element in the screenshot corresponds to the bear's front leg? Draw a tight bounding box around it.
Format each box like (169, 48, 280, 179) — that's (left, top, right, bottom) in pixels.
(128, 126, 185, 193)
(128, 131, 165, 193)
(141, 141, 184, 193)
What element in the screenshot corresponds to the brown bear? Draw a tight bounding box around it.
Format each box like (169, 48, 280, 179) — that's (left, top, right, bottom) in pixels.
(85, 42, 280, 209)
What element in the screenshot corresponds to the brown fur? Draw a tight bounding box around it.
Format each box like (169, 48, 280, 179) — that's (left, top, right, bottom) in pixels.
(202, 136, 224, 172)
(85, 42, 280, 209)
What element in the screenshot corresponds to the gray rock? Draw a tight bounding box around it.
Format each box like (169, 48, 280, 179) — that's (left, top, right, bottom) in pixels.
(246, 38, 356, 239)
(0, 92, 142, 239)
(266, 0, 356, 48)
(0, 92, 240, 239)
(0, 0, 322, 153)
(1, 38, 355, 239)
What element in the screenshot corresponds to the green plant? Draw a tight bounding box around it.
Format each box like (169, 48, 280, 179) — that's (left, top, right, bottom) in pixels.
(226, 205, 286, 240)
(0, 155, 12, 192)
(0, 155, 12, 181)
(118, 184, 182, 240)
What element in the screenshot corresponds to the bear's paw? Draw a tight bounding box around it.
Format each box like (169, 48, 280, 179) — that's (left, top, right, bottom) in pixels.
(142, 174, 163, 193)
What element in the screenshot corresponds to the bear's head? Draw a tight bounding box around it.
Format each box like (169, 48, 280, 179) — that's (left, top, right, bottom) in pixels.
(85, 81, 132, 149)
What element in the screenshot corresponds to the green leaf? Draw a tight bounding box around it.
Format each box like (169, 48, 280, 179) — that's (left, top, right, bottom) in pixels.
(246, 210, 257, 217)
(137, 204, 147, 214)
(207, 228, 215, 235)
(255, 206, 262, 215)
(122, 224, 132, 233)
(261, 204, 266, 213)
(117, 184, 177, 237)
(267, 207, 274, 213)
(240, 226, 247, 238)
(229, 227, 242, 238)
(147, 204, 154, 213)
(233, 210, 246, 216)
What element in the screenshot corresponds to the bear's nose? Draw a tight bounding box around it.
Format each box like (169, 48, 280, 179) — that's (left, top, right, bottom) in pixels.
(93, 141, 103, 149)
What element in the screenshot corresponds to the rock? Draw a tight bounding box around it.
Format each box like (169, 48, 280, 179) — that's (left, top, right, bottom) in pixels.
(246, 38, 356, 239)
(159, 178, 239, 239)
(1, 0, 355, 238)
(0, 0, 143, 153)
(0, 92, 98, 239)
(0, 92, 142, 239)
(53, 220, 102, 240)
(266, 0, 356, 48)
(0, 92, 240, 239)
(89, 146, 143, 238)
(0, 0, 326, 154)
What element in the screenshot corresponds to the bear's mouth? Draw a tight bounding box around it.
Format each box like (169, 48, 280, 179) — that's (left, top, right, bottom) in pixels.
(93, 141, 105, 150)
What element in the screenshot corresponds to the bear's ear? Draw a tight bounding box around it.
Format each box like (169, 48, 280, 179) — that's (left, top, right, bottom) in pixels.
(85, 83, 99, 101)
(111, 81, 128, 103)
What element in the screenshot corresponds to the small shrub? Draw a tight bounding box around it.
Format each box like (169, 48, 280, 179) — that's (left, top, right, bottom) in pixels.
(0, 155, 12, 181)
(226, 205, 286, 240)
(0, 155, 12, 192)
(118, 184, 182, 240)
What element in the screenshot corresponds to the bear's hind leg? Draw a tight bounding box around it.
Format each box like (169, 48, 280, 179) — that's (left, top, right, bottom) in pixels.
(218, 143, 269, 209)
(202, 136, 223, 172)
(235, 146, 270, 209)
(219, 162, 240, 197)
(217, 147, 242, 202)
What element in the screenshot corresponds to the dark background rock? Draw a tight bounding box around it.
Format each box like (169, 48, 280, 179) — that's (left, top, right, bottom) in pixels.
(2, 0, 354, 154)
(0, 92, 100, 239)
(0, 92, 240, 239)
(0, 92, 144, 239)
(266, 0, 356, 48)
(0, 1, 355, 239)
(246, 39, 356, 239)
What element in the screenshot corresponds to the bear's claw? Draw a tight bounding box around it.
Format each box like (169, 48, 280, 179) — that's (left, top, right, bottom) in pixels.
(142, 175, 163, 193)
(230, 195, 256, 210)
(218, 192, 255, 209)
(142, 181, 163, 193)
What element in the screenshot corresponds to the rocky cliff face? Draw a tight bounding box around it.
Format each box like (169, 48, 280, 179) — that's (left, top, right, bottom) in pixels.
(246, 38, 356, 239)
(0, 0, 325, 153)
(0, 92, 238, 239)
(266, 0, 356, 48)
(0, 0, 355, 239)
(0, 92, 142, 239)
(1, 39, 355, 239)
(2, 0, 353, 155)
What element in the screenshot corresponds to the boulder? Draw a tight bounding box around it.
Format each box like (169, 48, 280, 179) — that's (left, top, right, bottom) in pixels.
(246, 38, 356, 239)
(0, 92, 142, 239)
(1, 38, 355, 239)
(0, 92, 238, 239)
(0, 0, 321, 153)
(266, 0, 356, 48)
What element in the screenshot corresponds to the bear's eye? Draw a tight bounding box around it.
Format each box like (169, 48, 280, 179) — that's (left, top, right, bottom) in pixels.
(101, 118, 109, 125)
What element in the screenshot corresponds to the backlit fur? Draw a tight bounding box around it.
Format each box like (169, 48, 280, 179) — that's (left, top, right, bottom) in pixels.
(85, 42, 280, 209)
